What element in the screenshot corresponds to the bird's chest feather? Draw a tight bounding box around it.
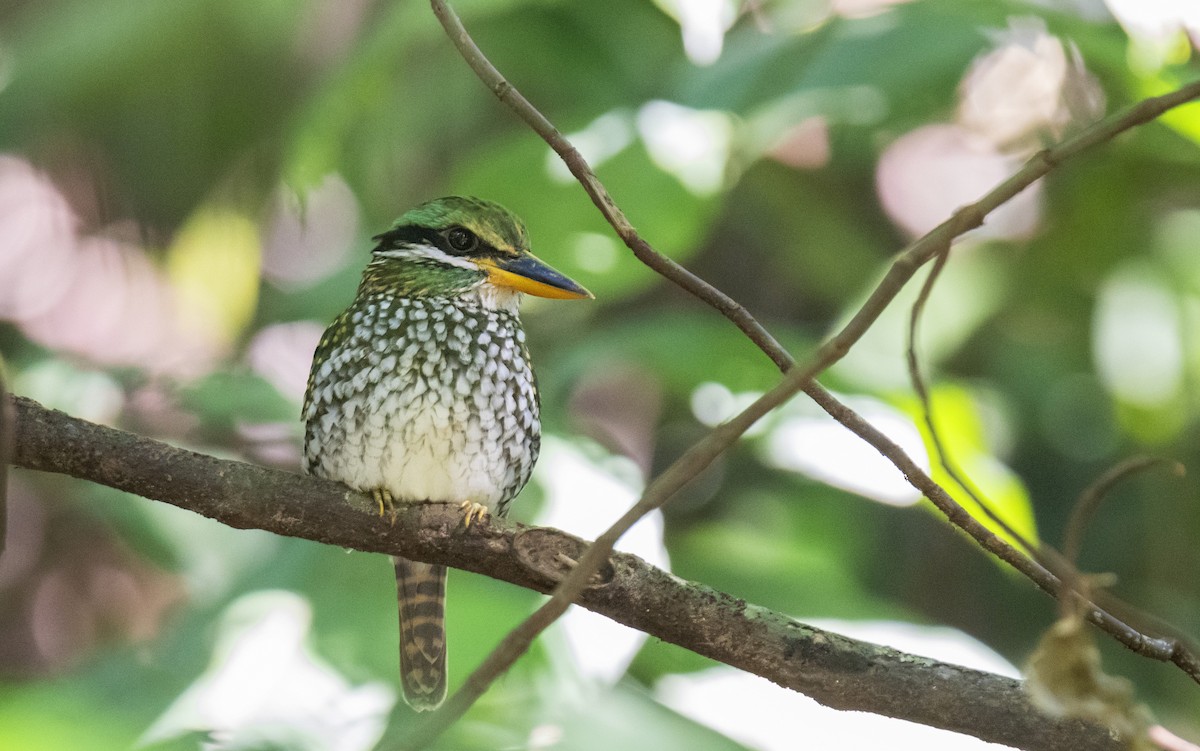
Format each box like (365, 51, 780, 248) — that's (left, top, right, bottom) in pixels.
(303, 296, 540, 513)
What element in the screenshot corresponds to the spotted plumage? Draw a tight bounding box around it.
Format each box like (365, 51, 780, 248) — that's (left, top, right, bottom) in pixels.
(302, 196, 590, 711)
(304, 293, 540, 514)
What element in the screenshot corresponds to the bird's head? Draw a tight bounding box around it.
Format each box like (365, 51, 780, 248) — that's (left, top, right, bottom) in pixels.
(363, 196, 592, 309)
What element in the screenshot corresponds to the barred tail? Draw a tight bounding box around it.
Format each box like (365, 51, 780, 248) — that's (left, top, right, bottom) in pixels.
(394, 557, 448, 711)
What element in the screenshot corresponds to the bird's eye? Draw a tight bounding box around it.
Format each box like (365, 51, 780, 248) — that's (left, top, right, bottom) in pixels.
(446, 227, 478, 253)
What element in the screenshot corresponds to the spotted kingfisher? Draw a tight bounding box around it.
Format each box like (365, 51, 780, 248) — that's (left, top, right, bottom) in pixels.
(302, 196, 591, 710)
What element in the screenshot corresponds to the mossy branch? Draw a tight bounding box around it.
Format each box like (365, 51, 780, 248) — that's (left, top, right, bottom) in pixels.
(8, 393, 1119, 751)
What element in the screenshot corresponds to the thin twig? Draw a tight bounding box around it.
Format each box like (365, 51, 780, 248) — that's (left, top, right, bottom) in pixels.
(1063, 457, 1183, 567)
(904, 250, 1198, 665)
(1034, 457, 1197, 656)
(422, 0, 1200, 739)
(903, 245, 1039, 555)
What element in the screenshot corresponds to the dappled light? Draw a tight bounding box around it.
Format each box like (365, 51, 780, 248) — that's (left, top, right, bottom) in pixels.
(1, 0, 1199, 748)
(569, 231, 621, 275)
(166, 208, 262, 348)
(637, 101, 734, 196)
(1105, 0, 1200, 70)
(690, 381, 768, 435)
(876, 18, 1111, 240)
(247, 321, 326, 403)
(0, 156, 223, 378)
(535, 437, 667, 684)
(655, 0, 736, 66)
(546, 112, 634, 183)
(766, 115, 831, 170)
(263, 174, 360, 289)
(0, 157, 75, 321)
(765, 395, 925, 506)
(658, 621, 1018, 751)
(0, 481, 181, 678)
(142, 591, 394, 751)
(1093, 266, 1185, 410)
(877, 123, 1042, 240)
(958, 18, 1104, 148)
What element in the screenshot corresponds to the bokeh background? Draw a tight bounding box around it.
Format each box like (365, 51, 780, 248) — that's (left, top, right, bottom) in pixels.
(1, 0, 1199, 749)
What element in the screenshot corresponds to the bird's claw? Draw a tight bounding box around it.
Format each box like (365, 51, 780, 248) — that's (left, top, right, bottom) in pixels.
(459, 501, 489, 528)
(372, 488, 398, 526)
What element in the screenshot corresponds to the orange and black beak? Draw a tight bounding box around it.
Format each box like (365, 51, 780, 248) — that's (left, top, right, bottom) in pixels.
(476, 253, 592, 300)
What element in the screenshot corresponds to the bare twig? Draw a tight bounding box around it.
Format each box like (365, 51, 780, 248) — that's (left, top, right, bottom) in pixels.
(904, 241, 1198, 675)
(7, 394, 1123, 751)
(1039, 457, 1199, 662)
(424, 0, 1200, 739)
(1063, 456, 1182, 566)
(803, 381, 1199, 674)
(903, 244, 1039, 554)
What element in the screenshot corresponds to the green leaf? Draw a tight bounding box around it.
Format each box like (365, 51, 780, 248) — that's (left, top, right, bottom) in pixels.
(897, 383, 1039, 550)
(179, 370, 296, 430)
(0, 683, 141, 751)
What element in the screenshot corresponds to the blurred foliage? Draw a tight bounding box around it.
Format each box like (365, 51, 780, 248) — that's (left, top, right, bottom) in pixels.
(1, 0, 1200, 749)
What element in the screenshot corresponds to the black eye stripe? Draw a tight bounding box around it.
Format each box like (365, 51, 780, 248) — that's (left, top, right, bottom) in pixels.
(372, 225, 440, 250)
(372, 224, 503, 258)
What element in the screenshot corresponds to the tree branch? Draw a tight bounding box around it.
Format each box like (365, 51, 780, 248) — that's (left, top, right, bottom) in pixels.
(427, 0, 1200, 736)
(8, 393, 1121, 751)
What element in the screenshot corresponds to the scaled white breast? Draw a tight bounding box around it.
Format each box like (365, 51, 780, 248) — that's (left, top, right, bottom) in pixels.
(304, 294, 539, 512)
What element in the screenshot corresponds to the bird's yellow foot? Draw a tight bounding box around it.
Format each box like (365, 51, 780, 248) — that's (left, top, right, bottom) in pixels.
(459, 501, 489, 528)
(372, 488, 398, 525)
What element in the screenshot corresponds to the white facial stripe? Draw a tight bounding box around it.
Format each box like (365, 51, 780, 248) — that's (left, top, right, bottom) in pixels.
(376, 243, 480, 272)
(466, 284, 521, 313)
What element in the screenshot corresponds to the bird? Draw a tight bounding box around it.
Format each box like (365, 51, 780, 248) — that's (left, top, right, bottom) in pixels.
(301, 196, 591, 711)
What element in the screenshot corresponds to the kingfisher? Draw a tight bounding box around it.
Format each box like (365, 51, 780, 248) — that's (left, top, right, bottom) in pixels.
(301, 196, 591, 711)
